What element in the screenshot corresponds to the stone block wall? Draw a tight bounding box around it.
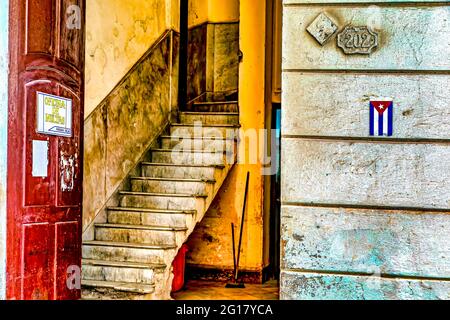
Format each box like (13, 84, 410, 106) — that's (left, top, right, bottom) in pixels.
(281, 1, 450, 300)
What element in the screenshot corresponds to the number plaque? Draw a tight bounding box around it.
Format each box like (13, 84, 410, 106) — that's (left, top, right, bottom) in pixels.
(337, 26, 379, 55)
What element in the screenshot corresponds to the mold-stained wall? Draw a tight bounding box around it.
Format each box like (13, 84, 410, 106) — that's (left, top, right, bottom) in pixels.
(0, 0, 9, 300)
(83, 1, 180, 238)
(208, 23, 240, 95)
(83, 32, 179, 239)
(187, 24, 207, 100)
(186, 1, 240, 101)
(187, 22, 239, 101)
(186, 0, 267, 278)
(281, 1, 450, 299)
(85, 0, 179, 118)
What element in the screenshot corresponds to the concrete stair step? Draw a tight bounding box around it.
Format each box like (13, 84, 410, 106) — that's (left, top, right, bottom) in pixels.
(95, 223, 188, 246)
(108, 206, 196, 228)
(160, 136, 236, 152)
(83, 240, 176, 265)
(81, 101, 239, 300)
(119, 191, 207, 211)
(82, 280, 155, 295)
(191, 101, 239, 113)
(141, 163, 224, 180)
(179, 112, 239, 125)
(83, 258, 166, 270)
(130, 176, 214, 195)
(151, 148, 234, 166)
(170, 123, 240, 138)
(82, 259, 165, 285)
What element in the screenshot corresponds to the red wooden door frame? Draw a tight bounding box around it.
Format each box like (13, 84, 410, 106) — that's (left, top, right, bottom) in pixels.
(7, 0, 85, 300)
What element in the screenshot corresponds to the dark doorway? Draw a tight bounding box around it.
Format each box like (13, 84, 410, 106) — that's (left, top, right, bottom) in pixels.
(178, 0, 189, 110)
(264, 0, 282, 281)
(269, 105, 281, 279)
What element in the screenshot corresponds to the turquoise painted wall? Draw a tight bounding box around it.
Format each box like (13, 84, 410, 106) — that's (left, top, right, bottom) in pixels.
(0, 0, 9, 300)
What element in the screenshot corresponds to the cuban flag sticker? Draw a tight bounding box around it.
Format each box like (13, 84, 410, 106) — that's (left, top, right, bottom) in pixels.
(370, 99, 393, 137)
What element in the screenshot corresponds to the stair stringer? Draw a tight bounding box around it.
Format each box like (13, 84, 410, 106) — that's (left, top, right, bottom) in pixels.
(154, 161, 236, 299)
(81, 105, 240, 300)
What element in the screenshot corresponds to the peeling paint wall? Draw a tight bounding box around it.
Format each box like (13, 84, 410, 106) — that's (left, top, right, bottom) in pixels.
(85, 0, 180, 118)
(0, 0, 9, 300)
(186, 0, 267, 277)
(281, 1, 450, 299)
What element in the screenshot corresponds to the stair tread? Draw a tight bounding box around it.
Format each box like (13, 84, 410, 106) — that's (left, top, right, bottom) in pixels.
(82, 280, 155, 294)
(171, 123, 240, 128)
(151, 148, 230, 154)
(180, 112, 239, 116)
(95, 223, 188, 231)
(108, 206, 196, 214)
(193, 101, 238, 105)
(119, 191, 208, 198)
(82, 130, 236, 298)
(141, 162, 225, 169)
(160, 135, 236, 141)
(83, 240, 177, 250)
(130, 176, 215, 183)
(82, 259, 166, 270)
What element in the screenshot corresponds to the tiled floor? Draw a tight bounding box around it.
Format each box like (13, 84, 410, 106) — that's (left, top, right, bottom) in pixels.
(172, 280, 280, 300)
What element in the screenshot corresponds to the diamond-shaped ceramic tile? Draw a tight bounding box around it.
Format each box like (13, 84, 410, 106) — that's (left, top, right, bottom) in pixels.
(306, 13, 338, 45)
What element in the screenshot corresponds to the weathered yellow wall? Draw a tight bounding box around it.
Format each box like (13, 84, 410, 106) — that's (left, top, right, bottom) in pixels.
(188, 0, 209, 26)
(187, 0, 267, 274)
(208, 0, 239, 23)
(188, 0, 239, 27)
(85, 0, 179, 118)
(230, 0, 266, 270)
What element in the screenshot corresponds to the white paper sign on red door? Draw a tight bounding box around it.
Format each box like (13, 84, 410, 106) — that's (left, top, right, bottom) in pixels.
(36, 92, 72, 137)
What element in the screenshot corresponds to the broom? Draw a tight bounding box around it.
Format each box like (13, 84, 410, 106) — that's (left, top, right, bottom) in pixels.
(226, 171, 250, 289)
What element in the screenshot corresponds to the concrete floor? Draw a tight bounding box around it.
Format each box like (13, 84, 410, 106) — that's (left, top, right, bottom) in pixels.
(172, 280, 280, 300)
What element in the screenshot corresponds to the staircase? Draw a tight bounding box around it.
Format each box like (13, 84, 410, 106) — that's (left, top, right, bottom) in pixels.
(81, 101, 239, 300)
